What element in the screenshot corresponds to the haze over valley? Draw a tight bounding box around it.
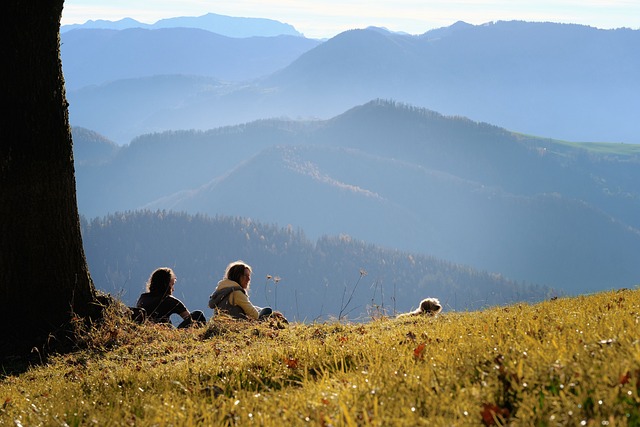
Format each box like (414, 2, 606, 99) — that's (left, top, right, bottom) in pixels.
(62, 17, 640, 145)
(66, 14, 640, 320)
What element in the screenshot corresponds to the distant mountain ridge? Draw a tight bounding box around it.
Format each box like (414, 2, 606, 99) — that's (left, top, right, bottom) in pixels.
(61, 28, 320, 90)
(73, 100, 640, 295)
(61, 12, 304, 38)
(64, 20, 640, 144)
(264, 21, 639, 143)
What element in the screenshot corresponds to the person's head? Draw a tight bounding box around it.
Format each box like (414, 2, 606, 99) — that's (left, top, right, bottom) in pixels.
(146, 267, 176, 296)
(225, 260, 252, 290)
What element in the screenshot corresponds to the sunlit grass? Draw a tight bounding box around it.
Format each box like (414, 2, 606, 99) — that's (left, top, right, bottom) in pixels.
(560, 141, 640, 156)
(512, 131, 640, 156)
(2, 288, 639, 426)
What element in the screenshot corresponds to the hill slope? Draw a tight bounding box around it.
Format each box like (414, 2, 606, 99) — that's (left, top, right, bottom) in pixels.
(2, 289, 639, 425)
(73, 101, 640, 294)
(61, 27, 320, 90)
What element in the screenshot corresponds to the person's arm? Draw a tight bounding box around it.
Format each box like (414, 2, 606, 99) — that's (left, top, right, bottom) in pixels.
(170, 297, 191, 320)
(230, 290, 259, 320)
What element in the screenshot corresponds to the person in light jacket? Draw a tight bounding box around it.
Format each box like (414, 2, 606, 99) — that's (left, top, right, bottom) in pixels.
(208, 260, 274, 320)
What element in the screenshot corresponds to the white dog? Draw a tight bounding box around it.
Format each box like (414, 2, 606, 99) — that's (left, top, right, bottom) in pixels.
(397, 298, 442, 318)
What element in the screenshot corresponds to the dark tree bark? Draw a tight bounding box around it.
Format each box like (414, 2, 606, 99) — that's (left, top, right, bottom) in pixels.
(1, 1, 99, 349)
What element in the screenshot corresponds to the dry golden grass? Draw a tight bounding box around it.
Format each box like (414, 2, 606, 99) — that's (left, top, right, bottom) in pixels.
(1, 288, 639, 426)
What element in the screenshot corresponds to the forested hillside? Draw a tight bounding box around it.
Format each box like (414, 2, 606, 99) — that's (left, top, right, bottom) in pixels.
(81, 211, 556, 323)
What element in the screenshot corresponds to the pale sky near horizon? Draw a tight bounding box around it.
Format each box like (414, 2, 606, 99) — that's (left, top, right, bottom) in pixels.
(61, 0, 639, 39)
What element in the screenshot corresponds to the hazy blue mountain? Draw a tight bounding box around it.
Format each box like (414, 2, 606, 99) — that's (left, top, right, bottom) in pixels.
(61, 27, 320, 90)
(141, 142, 639, 295)
(263, 21, 640, 143)
(64, 21, 640, 145)
(61, 12, 303, 38)
(73, 101, 640, 295)
(72, 126, 120, 165)
(62, 17, 143, 32)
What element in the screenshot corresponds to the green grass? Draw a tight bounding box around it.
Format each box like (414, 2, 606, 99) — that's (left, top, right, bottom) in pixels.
(2, 288, 640, 426)
(512, 131, 640, 156)
(556, 141, 640, 156)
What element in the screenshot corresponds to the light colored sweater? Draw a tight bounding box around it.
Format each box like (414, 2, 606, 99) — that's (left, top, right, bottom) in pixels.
(213, 279, 259, 320)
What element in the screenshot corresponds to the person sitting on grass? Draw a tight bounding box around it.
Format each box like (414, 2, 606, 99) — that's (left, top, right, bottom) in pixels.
(136, 267, 206, 328)
(209, 260, 286, 322)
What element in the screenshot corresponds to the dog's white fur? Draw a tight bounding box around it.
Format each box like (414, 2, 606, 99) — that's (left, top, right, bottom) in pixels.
(397, 298, 442, 318)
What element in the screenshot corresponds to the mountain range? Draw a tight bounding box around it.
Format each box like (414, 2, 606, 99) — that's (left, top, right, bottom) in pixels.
(65, 14, 640, 303)
(62, 19, 640, 145)
(61, 12, 303, 38)
(61, 28, 320, 90)
(73, 100, 640, 297)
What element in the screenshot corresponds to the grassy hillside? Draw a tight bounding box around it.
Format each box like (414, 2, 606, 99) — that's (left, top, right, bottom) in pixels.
(2, 288, 639, 425)
(561, 141, 640, 156)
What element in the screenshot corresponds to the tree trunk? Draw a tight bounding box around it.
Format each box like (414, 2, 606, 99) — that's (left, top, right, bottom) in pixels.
(1, 1, 99, 348)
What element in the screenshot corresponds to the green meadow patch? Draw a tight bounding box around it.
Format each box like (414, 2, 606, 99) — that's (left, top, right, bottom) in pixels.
(561, 141, 640, 156)
(2, 289, 640, 426)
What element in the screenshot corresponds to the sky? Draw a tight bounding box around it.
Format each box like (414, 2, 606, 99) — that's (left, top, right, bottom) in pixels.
(61, 0, 639, 39)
